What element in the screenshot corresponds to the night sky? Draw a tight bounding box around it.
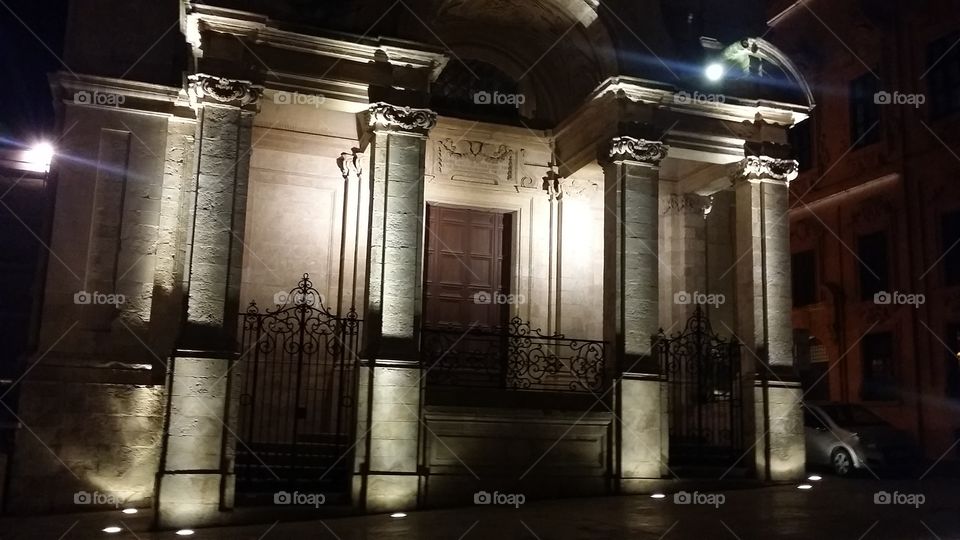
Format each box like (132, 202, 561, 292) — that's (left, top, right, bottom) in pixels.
(0, 0, 68, 148)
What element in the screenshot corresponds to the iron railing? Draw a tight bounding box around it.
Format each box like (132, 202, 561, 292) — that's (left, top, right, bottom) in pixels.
(422, 317, 605, 393)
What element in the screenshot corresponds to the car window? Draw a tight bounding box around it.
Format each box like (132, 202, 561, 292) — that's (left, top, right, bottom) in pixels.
(819, 404, 887, 427)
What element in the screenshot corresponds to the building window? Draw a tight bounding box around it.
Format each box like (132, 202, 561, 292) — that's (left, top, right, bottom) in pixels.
(926, 32, 960, 119)
(941, 210, 960, 286)
(857, 231, 889, 300)
(789, 118, 813, 172)
(849, 72, 881, 148)
(861, 332, 897, 401)
(792, 249, 817, 306)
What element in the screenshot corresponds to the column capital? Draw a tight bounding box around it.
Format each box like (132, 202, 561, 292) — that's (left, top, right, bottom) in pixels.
(188, 74, 263, 108)
(601, 136, 669, 167)
(365, 102, 437, 135)
(730, 155, 799, 185)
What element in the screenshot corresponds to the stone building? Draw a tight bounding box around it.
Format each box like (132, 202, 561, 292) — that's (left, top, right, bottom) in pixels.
(767, 0, 960, 462)
(7, 0, 813, 528)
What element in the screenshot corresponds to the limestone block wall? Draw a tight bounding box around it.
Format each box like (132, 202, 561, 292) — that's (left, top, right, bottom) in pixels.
(9, 94, 194, 512)
(9, 380, 165, 513)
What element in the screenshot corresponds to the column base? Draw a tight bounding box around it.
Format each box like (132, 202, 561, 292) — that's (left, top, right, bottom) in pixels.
(753, 378, 806, 481)
(155, 472, 227, 529)
(616, 374, 668, 490)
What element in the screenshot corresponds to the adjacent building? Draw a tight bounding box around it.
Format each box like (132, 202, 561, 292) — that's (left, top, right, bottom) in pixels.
(767, 0, 960, 462)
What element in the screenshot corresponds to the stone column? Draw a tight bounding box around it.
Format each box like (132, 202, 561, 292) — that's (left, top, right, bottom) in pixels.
(731, 144, 805, 481)
(155, 75, 261, 529)
(353, 103, 436, 512)
(600, 135, 670, 490)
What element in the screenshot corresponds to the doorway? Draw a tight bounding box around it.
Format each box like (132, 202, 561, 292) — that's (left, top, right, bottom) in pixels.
(423, 204, 513, 329)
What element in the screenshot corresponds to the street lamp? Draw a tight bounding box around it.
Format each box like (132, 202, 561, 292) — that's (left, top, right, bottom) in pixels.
(24, 141, 55, 173)
(705, 62, 725, 82)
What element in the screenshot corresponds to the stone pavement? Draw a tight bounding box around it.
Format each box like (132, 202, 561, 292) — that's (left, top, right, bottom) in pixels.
(2, 478, 958, 539)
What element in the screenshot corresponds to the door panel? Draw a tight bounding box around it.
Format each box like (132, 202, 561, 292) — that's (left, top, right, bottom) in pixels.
(424, 205, 510, 329)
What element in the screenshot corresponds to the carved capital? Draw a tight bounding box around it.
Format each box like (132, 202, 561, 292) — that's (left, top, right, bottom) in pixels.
(602, 136, 668, 166)
(366, 102, 437, 134)
(188, 74, 263, 107)
(338, 150, 364, 180)
(731, 155, 799, 184)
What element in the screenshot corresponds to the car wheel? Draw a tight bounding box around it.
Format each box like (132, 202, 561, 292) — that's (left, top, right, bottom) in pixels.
(831, 448, 853, 477)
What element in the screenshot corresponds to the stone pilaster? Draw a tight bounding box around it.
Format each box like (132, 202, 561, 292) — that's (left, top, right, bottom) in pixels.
(155, 74, 262, 530)
(731, 145, 805, 481)
(600, 135, 670, 489)
(353, 102, 436, 512)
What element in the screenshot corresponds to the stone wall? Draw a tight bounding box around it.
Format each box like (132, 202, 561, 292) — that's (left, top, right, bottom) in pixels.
(8, 380, 164, 513)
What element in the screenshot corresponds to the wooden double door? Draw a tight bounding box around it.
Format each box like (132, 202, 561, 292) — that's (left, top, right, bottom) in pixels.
(423, 205, 513, 329)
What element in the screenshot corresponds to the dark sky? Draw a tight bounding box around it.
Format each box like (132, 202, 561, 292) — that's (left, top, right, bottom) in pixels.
(0, 0, 69, 148)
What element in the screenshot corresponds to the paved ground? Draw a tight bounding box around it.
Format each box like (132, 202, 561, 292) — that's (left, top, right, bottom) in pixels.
(2, 478, 959, 539)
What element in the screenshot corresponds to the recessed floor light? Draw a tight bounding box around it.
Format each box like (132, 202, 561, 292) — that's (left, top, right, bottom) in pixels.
(390, 512, 407, 518)
(650, 493, 666, 499)
(175, 530, 195, 536)
(808, 475, 822, 481)
(102, 526, 122, 534)
(121, 508, 138, 514)
(797, 484, 813, 490)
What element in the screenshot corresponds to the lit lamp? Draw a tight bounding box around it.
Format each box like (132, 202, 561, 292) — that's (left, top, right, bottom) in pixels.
(24, 142, 55, 173)
(704, 62, 725, 82)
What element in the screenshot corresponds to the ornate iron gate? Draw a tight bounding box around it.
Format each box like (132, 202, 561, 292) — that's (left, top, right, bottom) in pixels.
(656, 306, 743, 467)
(235, 274, 361, 500)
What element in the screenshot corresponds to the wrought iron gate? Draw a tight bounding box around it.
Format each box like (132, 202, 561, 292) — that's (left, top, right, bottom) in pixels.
(235, 274, 361, 500)
(656, 306, 743, 467)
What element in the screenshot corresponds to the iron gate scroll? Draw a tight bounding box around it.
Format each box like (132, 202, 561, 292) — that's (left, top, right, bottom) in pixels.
(235, 274, 361, 498)
(656, 306, 743, 467)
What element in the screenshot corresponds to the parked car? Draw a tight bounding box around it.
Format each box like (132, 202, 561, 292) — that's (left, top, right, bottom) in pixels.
(804, 402, 920, 476)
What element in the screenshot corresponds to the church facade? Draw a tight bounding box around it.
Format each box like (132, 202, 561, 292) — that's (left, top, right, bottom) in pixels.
(7, 0, 812, 529)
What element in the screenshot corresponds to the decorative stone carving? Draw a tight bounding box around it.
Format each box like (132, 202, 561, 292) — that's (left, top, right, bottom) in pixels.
(338, 150, 364, 180)
(662, 193, 711, 216)
(188, 74, 262, 107)
(604, 136, 668, 165)
(559, 176, 600, 200)
(366, 102, 437, 134)
(435, 138, 516, 185)
(731, 155, 799, 184)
